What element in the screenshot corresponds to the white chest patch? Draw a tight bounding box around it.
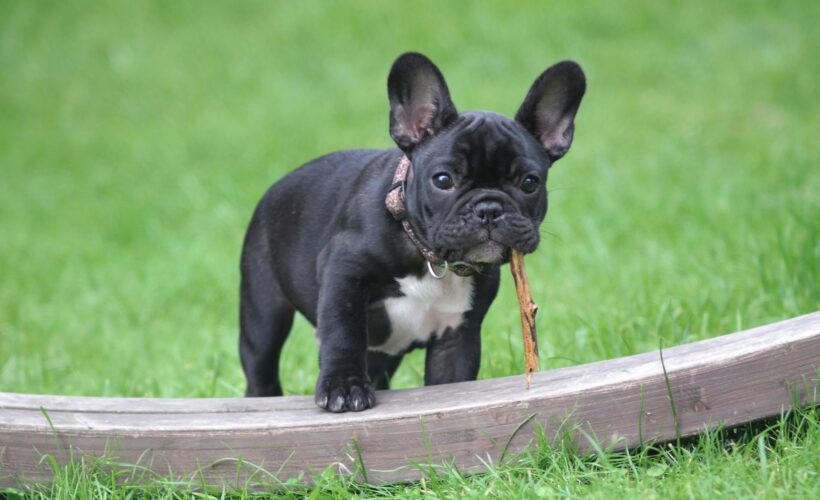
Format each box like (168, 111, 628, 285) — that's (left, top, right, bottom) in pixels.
(371, 272, 474, 355)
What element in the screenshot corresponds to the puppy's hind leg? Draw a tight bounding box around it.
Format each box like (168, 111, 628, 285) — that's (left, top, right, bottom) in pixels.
(239, 237, 294, 397)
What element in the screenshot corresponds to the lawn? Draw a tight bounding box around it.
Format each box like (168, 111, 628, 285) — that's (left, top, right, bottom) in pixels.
(1, 0, 818, 497)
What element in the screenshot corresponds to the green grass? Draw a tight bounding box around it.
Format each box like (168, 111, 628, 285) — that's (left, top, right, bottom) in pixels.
(1, 0, 818, 497)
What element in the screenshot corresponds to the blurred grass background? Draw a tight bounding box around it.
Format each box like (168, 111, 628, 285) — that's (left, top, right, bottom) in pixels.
(2, 1, 819, 497)
(0, 0, 817, 401)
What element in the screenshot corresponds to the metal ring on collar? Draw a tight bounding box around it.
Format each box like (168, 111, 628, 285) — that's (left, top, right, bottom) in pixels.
(427, 260, 448, 279)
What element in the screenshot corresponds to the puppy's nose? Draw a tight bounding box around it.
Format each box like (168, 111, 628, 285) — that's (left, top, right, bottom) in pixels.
(474, 200, 504, 224)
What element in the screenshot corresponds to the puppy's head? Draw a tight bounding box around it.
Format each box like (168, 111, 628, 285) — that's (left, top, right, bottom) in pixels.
(387, 52, 586, 268)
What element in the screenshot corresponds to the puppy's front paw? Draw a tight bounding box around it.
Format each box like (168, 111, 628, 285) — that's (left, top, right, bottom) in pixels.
(315, 373, 376, 412)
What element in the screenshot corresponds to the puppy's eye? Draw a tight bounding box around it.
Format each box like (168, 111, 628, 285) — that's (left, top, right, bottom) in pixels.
(520, 175, 540, 194)
(432, 172, 454, 190)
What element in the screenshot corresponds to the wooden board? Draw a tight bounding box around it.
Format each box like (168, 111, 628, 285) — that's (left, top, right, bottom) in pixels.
(1, 312, 818, 488)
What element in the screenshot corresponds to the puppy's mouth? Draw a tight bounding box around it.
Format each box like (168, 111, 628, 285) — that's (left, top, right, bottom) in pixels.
(462, 240, 509, 265)
(433, 210, 541, 267)
(443, 241, 510, 273)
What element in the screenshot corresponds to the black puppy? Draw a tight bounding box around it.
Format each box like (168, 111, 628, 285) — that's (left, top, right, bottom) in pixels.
(240, 52, 585, 412)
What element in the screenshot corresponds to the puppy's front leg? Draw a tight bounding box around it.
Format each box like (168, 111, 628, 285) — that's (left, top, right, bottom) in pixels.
(314, 265, 376, 412)
(424, 325, 481, 386)
(425, 270, 499, 386)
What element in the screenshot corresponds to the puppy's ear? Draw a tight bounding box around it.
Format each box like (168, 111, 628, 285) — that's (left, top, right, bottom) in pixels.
(515, 61, 586, 160)
(388, 52, 458, 151)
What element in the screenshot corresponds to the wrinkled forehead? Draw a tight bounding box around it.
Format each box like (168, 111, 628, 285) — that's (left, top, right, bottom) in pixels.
(414, 112, 550, 176)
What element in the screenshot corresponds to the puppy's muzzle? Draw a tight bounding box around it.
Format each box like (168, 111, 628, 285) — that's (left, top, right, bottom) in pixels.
(474, 200, 504, 225)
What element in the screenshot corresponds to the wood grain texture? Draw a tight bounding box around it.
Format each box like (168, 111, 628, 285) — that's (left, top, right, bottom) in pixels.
(1, 312, 818, 488)
(509, 249, 539, 389)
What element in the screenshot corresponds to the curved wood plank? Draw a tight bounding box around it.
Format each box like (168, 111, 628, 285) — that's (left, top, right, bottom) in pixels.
(1, 312, 818, 487)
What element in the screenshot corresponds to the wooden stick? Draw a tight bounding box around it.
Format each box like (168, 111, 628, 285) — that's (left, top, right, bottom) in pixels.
(509, 249, 539, 389)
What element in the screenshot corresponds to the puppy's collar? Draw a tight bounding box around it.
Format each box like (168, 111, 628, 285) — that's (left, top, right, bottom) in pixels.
(385, 155, 475, 278)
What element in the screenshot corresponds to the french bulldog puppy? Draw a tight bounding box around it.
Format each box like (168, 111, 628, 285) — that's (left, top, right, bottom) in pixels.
(240, 52, 585, 412)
